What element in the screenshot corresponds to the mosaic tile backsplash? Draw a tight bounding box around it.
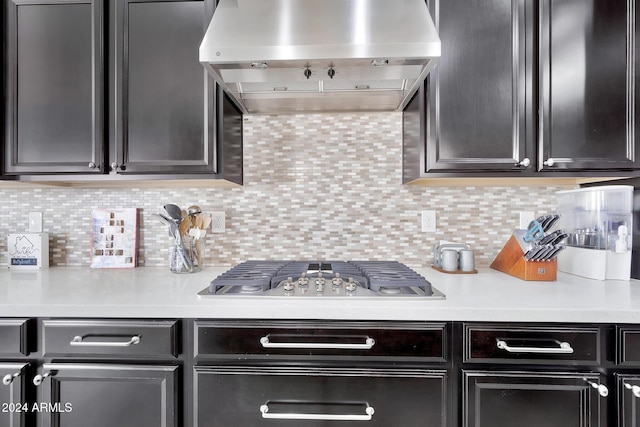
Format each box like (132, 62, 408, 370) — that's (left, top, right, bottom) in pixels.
(0, 113, 573, 269)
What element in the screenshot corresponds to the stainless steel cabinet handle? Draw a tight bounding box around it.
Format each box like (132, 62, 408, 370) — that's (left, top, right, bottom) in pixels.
(543, 158, 555, 167)
(624, 383, 640, 398)
(88, 162, 97, 169)
(496, 339, 574, 354)
(259, 404, 375, 421)
(260, 336, 375, 350)
(584, 378, 608, 397)
(516, 157, 531, 167)
(2, 372, 21, 386)
(70, 335, 141, 347)
(33, 372, 53, 386)
(110, 162, 119, 171)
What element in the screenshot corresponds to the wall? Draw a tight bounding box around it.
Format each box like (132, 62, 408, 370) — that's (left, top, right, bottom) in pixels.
(0, 113, 573, 269)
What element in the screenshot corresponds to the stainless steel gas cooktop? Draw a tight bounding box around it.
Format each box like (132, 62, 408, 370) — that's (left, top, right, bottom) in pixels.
(198, 261, 445, 298)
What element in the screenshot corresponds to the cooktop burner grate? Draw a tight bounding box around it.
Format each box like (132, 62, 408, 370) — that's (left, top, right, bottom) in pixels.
(203, 260, 444, 298)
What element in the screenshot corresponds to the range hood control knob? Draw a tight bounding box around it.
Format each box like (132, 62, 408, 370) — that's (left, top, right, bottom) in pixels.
(304, 68, 312, 79)
(327, 68, 335, 79)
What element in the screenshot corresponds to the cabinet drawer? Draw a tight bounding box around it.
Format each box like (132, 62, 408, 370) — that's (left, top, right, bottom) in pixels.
(0, 319, 30, 356)
(42, 319, 179, 358)
(464, 324, 600, 364)
(195, 321, 446, 362)
(195, 366, 447, 427)
(617, 327, 640, 365)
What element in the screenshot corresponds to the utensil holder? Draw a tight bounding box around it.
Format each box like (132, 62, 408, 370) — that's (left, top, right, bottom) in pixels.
(169, 235, 203, 273)
(490, 234, 557, 281)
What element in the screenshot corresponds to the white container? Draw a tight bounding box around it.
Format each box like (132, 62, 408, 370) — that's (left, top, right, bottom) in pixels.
(7, 233, 49, 270)
(556, 185, 633, 280)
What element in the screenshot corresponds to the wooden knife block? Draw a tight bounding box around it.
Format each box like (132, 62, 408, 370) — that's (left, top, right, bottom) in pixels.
(490, 235, 557, 281)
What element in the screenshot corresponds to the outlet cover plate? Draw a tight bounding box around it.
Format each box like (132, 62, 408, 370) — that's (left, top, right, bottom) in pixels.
(211, 211, 225, 233)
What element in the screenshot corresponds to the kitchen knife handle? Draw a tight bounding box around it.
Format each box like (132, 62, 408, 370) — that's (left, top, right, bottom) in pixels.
(496, 339, 574, 354)
(260, 403, 375, 421)
(260, 336, 375, 350)
(70, 335, 141, 347)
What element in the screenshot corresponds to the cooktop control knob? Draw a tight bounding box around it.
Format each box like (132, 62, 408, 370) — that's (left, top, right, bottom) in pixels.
(332, 273, 343, 288)
(297, 273, 309, 287)
(315, 272, 326, 292)
(283, 277, 294, 292)
(345, 277, 357, 293)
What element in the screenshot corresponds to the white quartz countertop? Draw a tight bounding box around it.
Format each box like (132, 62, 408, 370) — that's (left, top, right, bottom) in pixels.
(0, 266, 638, 323)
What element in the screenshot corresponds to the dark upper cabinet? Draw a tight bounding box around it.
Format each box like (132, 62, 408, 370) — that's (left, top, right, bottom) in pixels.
(110, 0, 223, 175)
(404, 0, 639, 181)
(4, 0, 104, 175)
(3, 0, 243, 183)
(403, 0, 534, 179)
(539, 0, 638, 171)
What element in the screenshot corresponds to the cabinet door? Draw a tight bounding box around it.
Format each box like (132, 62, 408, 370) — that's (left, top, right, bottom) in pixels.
(618, 374, 640, 427)
(422, 0, 533, 172)
(4, 0, 104, 175)
(111, 0, 217, 174)
(0, 363, 28, 427)
(195, 366, 447, 427)
(539, 0, 638, 171)
(37, 363, 178, 427)
(463, 370, 605, 427)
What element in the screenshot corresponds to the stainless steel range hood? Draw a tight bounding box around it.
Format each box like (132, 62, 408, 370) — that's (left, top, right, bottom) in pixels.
(199, 0, 440, 114)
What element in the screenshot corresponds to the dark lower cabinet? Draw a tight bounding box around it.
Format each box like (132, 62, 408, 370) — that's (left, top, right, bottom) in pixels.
(37, 363, 178, 427)
(463, 371, 605, 427)
(195, 366, 447, 427)
(0, 363, 28, 427)
(617, 374, 640, 427)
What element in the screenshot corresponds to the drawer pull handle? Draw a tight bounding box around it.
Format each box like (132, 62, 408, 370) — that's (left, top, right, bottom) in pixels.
(624, 383, 640, 398)
(70, 335, 141, 347)
(259, 403, 375, 421)
(584, 378, 608, 397)
(2, 372, 21, 386)
(259, 336, 375, 350)
(496, 339, 574, 354)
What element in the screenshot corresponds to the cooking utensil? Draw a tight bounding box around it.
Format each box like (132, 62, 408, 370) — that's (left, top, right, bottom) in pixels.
(164, 204, 183, 223)
(163, 204, 193, 272)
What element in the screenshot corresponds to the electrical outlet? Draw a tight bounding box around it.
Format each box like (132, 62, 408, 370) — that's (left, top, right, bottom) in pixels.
(28, 211, 43, 233)
(421, 210, 436, 232)
(519, 211, 535, 229)
(211, 211, 225, 233)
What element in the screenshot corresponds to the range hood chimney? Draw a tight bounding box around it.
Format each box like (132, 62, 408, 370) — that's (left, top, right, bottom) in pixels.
(200, 0, 440, 114)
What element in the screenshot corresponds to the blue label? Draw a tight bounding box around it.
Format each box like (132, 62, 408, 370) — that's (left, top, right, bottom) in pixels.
(11, 258, 38, 266)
